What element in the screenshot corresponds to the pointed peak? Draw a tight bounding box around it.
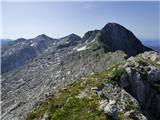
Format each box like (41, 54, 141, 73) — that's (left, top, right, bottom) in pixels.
(61, 33, 81, 40)
(69, 33, 81, 38)
(107, 22, 118, 25)
(36, 34, 50, 39)
(70, 33, 78, 36)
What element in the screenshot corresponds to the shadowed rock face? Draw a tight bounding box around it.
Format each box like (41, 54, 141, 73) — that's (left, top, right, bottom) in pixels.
(100, 23, 152, 56)
(1, 46, 37, 74)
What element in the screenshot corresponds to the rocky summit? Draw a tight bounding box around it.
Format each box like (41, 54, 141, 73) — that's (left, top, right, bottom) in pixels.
(100, 23, 152, 56)
(1, 23, 159, 120)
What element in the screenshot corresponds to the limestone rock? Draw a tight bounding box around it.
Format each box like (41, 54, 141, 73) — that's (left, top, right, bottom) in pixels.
(76, 89, 88, 98)
(124, 110, 137, 119)
(99, 99, 109, 111)
(147, 66, 160, 83)
(41, 113, 49, 120)
(103, 100, 117, 115)
(120, 52, 160, 120)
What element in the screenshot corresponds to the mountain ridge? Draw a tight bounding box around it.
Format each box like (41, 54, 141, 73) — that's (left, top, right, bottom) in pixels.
(1, 23, 153, 74)
(1, 23, 158, 120)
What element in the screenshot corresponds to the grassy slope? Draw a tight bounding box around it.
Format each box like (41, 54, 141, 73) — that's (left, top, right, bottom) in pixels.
(25, 54, 160, 120)
(26, 63, 127, 120)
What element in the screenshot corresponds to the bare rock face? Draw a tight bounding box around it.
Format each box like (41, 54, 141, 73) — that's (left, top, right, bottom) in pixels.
(99, 99, 109, 111)
(148, 66, 160, 83)
(99, 82, 144, 119)
(103, 100, 118, 117)
(97, 51, 160, 120)
(141, 51, 160, 62)
(120, 51, 160, 120)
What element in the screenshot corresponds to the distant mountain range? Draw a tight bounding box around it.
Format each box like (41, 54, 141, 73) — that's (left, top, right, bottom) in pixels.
(142, 40, 160, 52)
(1, 23, 152, 74)
(0, 39, 13, 45)
(1, 38, 159, 52)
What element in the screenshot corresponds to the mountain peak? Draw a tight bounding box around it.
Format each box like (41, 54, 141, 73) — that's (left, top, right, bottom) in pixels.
(68, 33, 81, 39)
(37, 34, 48, 38)
(105, 22, 121, 26)
(102, 22, 127, 32)
(15, 38, 27, 43)
(35, 34, 51, 39)
(82, 30, 100, 42)
(99, 22, 152, 56)
(61, 33, 81, 41)
(70, 33, 79, 36)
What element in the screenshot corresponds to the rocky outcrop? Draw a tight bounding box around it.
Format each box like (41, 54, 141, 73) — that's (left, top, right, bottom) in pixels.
(98, 82, 145, 120)
(120, 51, 160, 120)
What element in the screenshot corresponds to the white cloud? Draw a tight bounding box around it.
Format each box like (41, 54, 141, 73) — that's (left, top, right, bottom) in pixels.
(83, 3, 96, 9)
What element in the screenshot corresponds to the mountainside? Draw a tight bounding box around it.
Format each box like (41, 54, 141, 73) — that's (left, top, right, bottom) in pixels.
(70, 23, 152, 56)
(26, 51, 160, 120)
(1, 23, 158, 120)
(1, 23, 152, 75)
(1, 35, 57, 74)
(1, 34, 81, 74)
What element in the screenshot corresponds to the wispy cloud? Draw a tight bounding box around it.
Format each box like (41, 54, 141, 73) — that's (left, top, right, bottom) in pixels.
(83, 3, 97, 9)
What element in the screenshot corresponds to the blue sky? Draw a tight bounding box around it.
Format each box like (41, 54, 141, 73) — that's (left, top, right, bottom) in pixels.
(1, 1, 160, 40)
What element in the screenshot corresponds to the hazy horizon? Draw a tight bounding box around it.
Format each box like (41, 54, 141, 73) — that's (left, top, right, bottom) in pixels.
(1, 1, 160, 41)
